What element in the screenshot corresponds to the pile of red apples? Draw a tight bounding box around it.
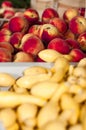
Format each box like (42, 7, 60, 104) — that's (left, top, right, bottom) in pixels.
(0, 0, 86, 62)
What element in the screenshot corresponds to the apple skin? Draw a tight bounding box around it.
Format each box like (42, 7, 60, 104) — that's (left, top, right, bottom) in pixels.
(0, 28, 11, 42)
(8, 16, 29, 34)
(1, 1, 13, 8)
(3, 8, 15, 19)
(77, 32, 86, 51)
(65, 39, 80, 50)
(38, 23, 60, 47)
(79, 8, 85, 17)
(20, 34, 45, 56)
(0, 28, 11, 35)
(0, 47, 12, 62)
(63, 8, 79, 23)
(0, 42, 14, 54)
(23, 8, 39, 25)
(10, 32, 23, 51)
(64, 29, 76, 40)
(28, 24, 42, 37)
(42, 8, 59, 23)
(48, 37, 71, 54)
(69, 48, 85, 62)
(1, 22, 9, 29)
(49, 17, 68, 34)
(69, 16, 86, 35)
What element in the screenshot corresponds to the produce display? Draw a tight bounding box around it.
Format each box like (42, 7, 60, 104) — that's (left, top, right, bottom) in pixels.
(0, 1, 86, 129)
(0, 57, 86, 129)
(0, 1, 86, 62)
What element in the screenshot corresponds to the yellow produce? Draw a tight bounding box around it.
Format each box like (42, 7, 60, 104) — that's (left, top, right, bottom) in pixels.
(7, 122, 19, 130)
(40, 120, 66, 130)
(0, 57, 86, 130)
(17, 103, 38, 123)
(38, 49, 62, 62)
(68, 124, 83, 130)
(37, 101, 59, 128)
(23, 66, 48, 76)
(0, 72, 16, 87)
(16, 71, 52, 89)
(0, 108, 16, 128)
(0, 91, 47, 108)
(31, 81, 59, 100)
(60, 93, 80, 125)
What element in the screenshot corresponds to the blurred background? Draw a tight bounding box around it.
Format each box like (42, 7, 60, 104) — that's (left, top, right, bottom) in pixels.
(0, 0, 31, 8)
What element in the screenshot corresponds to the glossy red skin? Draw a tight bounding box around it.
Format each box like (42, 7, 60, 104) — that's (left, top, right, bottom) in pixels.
(48, 38, 71, 54)
(22, 35, 44, 56)
(77, 32, 86, 51)
(69, 48, 85, 62)
(8, 16, 29, 34)
(1, 1, 13, 8)
(69, 17, 79, 35)
(40, 29, 58, 46)
(79, 8, 85, 17)
(0, 35, 10, 42)
(49, 17, 68, 34)
(66, 39, 80, 49)
(0, 47, 12, 62)
(69, 16, 86, 35)
(28, 24, 42, 37)
(24, 8, 39, 24)
(10, 32, 23, 50)
(1, 22, 9, 29)
(42, 8, 59, 23)
(63, 8, 79, 23)
(0, 28, 11, 36)
(39, 24, 60, 47)
(0, 42, 14, 53)
(3, 9, 15, 19)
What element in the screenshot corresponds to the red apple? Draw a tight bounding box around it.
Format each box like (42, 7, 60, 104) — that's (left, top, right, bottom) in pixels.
(13, 51, 34, 62)
(0, 28, 11, 42)
(1, 22, 9, 29)
(28, 24, 42, 37)
(64, 29, 76, 40)
(69, 48, 85, 62)
(48, 37, 70, 54)
(0, 35, 10, 43)
(41, 8, 59, 23)
(0, 47, 12, 62)
(1, 1, 13, 8)
(20, 34, 45, 56)
(10, 32, 23, 50)
(77, 32, 86, 51)
(63, 8, 79, 23)
(0, 42, 14, 53)
(23, 8, 39, 25)
(3, 8, 15, 19)
(0, 28, 11, 35)
(38, 23, 60, 47)
(65, 38, 80, 50)
(78, 8, 85, 17)
(8, 16, 29, 34)
(49, 17, 68, 34)
(69, 16, 86, 35)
